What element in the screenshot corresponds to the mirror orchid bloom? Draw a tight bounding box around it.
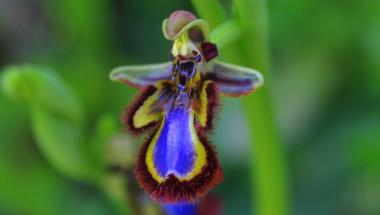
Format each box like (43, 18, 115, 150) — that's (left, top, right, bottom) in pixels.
(110, 10, 263, 204)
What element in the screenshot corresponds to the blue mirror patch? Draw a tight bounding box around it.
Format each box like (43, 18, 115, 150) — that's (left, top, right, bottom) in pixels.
(153, 93, 195, 178)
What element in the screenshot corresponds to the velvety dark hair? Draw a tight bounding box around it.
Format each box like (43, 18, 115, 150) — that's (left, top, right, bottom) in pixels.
(135, 129, 223, 203)
(122, 85, 159, 136)
(204, 82, 220, 131)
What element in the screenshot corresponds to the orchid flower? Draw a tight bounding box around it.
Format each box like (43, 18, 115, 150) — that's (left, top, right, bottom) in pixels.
(110, 10, 263, 204)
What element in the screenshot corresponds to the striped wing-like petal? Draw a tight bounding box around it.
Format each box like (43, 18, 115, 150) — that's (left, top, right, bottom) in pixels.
(204, 61, 264, 96)
(110, 62, 171, 89)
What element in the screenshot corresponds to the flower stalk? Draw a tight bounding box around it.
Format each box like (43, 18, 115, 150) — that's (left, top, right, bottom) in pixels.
(191, 0, 291, 215)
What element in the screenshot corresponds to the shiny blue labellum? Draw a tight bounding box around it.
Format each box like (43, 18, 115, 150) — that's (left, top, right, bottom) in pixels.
(154, 91, 195, 178)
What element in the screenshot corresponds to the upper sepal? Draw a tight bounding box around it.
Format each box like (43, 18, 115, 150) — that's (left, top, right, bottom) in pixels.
(110, 62, 171, 89)
(204, 61, 264, 97)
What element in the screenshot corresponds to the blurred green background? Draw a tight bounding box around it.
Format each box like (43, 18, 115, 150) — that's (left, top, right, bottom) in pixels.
(0, 0, 379, 215)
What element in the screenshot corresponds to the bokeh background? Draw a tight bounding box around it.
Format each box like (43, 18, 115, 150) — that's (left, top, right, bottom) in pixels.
(1, 0, 379, 215)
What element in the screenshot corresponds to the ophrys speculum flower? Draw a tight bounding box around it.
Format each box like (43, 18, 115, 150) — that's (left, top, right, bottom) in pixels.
(110, 10, 263, 204)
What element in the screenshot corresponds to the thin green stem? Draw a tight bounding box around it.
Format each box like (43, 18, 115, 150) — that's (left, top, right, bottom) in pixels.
(191, 0, 244, 63)
(192, 0, 291, 214)
(210, 20, 242, 49)
(191, 0, 228, 29)
(233, 1, 290, 214)
(232, 0, 270, 71)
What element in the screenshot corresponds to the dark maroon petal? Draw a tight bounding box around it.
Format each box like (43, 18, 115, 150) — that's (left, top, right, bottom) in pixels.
(201, 42, 219, 62)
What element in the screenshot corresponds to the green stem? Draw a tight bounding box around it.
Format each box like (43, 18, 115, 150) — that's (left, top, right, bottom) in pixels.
(210, 20, 242, 49)
(192, 1, 291, 215)
(191, 0, 244, 63)
(191, 0, 228, 29)
(232, 0, 270, 70)
(233, 1, 290, 214)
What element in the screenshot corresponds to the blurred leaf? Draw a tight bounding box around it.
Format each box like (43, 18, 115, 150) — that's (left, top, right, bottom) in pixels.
(1, 65, 84, 124)
(1, 65, 99, 181)
(210, 20, 241, 49)
(293, 108, 380, 215)
(0, 121, 117, 215)
(90, 113, 121, 169)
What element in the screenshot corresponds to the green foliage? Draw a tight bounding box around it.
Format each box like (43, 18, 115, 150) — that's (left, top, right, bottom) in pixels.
(0, 0, 379, 214)
(0, 65, 132, 215)
(191, 1, 290, 215)
(1, 65, 94, 180)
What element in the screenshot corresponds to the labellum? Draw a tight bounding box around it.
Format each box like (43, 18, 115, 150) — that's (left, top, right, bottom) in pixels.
(110, 10, 263, 204)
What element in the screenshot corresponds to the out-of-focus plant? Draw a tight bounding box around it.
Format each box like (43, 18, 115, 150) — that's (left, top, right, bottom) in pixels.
(1, 0, 289, 213)
(192, 0, 291, 215)
(1, 65, 132, 215)
(1, 0, 379, 214)
(1, 65, 93, 180)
